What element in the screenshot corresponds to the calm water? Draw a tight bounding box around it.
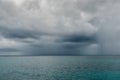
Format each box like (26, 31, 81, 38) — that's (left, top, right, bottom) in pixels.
(0, 56, 120, 80)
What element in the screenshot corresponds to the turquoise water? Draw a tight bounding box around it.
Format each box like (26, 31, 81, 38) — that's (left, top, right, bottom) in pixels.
(0, 56, 120, 80)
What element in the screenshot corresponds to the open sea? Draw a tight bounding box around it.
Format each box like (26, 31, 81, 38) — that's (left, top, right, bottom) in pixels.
(0, 56, 120, 80)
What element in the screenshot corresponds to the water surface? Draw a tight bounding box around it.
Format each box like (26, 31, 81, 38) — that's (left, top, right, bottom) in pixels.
(0, 56, 120, 80)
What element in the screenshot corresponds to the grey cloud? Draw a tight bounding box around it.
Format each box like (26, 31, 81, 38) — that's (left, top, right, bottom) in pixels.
(89, 0, 120, 55)
(0, 48, 19, 52)
(0, 0, 99, 55)
(1, 0, 119, 55)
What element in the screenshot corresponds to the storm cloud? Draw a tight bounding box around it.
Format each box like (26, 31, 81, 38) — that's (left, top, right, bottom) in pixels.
(0, 0, 120, 55)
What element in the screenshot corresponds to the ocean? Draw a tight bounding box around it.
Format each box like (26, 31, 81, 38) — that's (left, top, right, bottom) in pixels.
(0, 56, 120, 80)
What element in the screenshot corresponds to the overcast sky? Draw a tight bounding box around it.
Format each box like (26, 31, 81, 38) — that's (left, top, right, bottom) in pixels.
(0, 0, 120, 55)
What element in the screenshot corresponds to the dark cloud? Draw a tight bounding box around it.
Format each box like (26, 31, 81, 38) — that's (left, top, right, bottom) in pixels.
(3, 30, 39, 39)
(0, 26, 40, 40)
(61, 35, 96, 43)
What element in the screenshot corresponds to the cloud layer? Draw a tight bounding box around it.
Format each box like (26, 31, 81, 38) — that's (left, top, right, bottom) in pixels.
(0, 0, 120, 55)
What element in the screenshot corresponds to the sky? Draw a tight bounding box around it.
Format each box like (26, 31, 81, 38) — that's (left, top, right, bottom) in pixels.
(0, 0, 120, 55)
